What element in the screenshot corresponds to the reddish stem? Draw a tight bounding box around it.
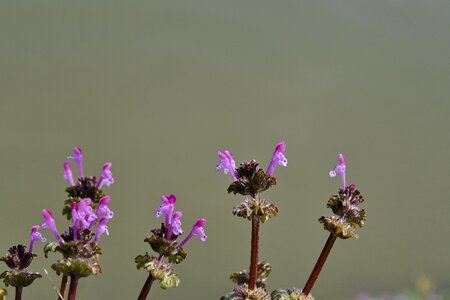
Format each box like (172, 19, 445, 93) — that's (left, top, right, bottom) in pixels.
(15, 286, 22, 300)
(248, 215, 260, 290)
(67, 276, 79, 300)
(137, 274, 155, 300)
(302, 233, 337, 296)
(57, 275, 68, 300)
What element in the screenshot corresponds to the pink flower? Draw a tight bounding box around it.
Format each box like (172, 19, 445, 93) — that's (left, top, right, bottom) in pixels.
(29, 225, 46, 253)
(155, 194, 176, 228)
(97, 162, 114, 189)
(68, 147, 83, 178)
(177, 219, 207, 249)
(167, 211, 183, 240)
(63, 161, 75, 186)
(329, 153, 346, 189)
(41, 209, 63, 245)
(216, 151, 238, 181)
(266, 141, 288, 176)
(94, 217, 109, 244)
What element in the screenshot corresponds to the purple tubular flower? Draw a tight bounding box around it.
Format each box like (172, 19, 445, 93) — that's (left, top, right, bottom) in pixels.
(41, 209, 63, 245)
(329, 153, 346, 189)
(177, 219, 207, 249)
(68, 147, 83, 178)
(71, 202, 80, 240)
(97, 162, 114, 189)
(76, 198, 97, 230)
(96, 196, 114, 219)
(216, 150, 238, 181)
(29, 225, 46, 253)
(94, 217, 109, 244)
(63, 161, 75, 186)
(167, 211, 183, 240)
(155, 194, 176, 228)
(266, 141, 288, 176)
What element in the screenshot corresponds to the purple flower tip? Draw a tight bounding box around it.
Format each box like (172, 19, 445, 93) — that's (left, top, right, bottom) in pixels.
(42, 209, 53, 219)
(162, 194, 176, 204)
(194, 218, 207, 228)
(74, 147, 82, 156)
(266, 141, 288, 176)
(216, 150, 238, 181)
(99, 195, 110, 206)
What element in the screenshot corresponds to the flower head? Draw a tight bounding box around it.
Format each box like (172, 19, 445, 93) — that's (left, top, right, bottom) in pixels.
(155, 194, 176, 228)
(329, 153, 346, 189)
(97, 162, 114, 189)
(177, 218, 207, 249)
(41, 209, 63, 245)
(266, 141, 288, 176)
(63, 161, 75, 186)
(29, 225, 46, 253)
(216, 150, 238, 181)
(68, 147, 83, 178)
(94, 217, 109, 243)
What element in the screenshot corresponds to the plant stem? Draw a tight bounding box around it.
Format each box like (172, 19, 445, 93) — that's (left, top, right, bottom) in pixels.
(15, 286, 22, 300)
(137, 273, 155, 300)
(248, 215, 260, 290)
(302, 233, 337, 296)
(57, 275, 68, 300)
(67, 276, 79, 300)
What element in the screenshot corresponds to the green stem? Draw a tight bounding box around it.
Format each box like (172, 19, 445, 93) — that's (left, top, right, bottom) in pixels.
(137, 273, 155, 300)
(302, 233, 337, 296)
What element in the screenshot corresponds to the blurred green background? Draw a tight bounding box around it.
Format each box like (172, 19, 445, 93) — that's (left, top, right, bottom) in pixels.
(1, 0, 450, 299)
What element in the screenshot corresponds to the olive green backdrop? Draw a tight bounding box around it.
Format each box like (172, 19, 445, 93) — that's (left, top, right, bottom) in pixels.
(1, 1, 449, 299)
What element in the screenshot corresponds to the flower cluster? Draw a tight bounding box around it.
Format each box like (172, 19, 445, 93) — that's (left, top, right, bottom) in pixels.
(0, 226, 46, 291)
(42, 147, 114, 278)
(135, 194, 207, 290)
(217, 141, 287, 222)
(319, 154, 366, 239)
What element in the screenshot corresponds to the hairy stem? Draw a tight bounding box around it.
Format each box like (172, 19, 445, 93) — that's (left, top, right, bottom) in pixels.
(57, 275, 67, 300)
(302, 233, 337, 296)
(15, 286, 22, 300)
(137, 274, 155, 300)
(248, 215, 260, 290)
(67, 276, 79, 300)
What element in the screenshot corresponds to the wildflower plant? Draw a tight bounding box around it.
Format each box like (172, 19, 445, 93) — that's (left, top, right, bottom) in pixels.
(271, 153, 366, 299)
(135, 194, 207, 300)
(0, 226, 46, 300)
(42, 147, 114, 300)
(217, 142, 287, 300)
